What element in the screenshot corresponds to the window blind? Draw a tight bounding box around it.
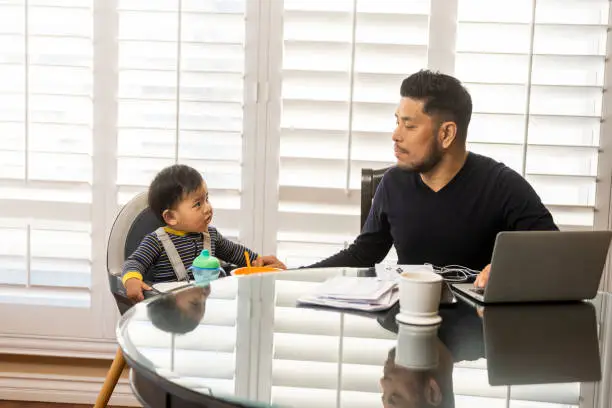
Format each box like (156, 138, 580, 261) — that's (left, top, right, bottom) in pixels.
(116, 0, 246, 241)
(0, 0, 94, 329)
(276, 0, 425, 267)
(0, 0, 254, 343)
(458, 0, 608, 230)
(116, 0, 250, 395)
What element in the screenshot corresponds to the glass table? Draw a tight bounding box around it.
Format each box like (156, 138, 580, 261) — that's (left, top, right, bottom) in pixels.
(116, 267, 612, 408)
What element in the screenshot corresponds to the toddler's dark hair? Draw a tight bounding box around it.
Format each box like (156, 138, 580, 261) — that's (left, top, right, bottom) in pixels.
(148, 164, 203, 223)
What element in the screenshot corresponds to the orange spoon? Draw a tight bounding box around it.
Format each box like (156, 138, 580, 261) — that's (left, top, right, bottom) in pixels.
(244, 251, 252, 269)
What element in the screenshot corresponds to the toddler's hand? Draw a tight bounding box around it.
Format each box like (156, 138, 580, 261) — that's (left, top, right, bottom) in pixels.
(253, 255, 287, 270)
(125, 278, 152, 302)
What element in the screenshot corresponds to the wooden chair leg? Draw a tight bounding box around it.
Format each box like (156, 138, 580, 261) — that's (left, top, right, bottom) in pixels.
(94, 346, 127, 408)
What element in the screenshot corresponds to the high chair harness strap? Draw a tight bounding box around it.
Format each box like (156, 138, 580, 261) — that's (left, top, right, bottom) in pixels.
(154, 227, 189, 282)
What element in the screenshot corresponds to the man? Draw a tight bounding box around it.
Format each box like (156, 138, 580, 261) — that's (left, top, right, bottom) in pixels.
(309, 70, 558, 287)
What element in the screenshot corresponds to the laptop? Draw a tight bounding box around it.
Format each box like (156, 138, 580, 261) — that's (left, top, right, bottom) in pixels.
(452, 230, 612, 304)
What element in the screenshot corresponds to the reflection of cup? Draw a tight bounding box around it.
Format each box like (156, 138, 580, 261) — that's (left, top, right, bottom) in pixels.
(395, 323, 440, 370)
(397, 268, 443, 325)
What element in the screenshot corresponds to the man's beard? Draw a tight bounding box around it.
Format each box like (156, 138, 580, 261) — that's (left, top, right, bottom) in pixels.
(398, 137, 444, 174)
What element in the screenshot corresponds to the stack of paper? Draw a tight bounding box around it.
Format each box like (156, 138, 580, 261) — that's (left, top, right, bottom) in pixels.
(297, 276, 399, 312)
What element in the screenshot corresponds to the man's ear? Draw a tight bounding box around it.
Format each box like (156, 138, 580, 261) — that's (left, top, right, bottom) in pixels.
(438, 121, 458, 149)
(424, 377, 443, 406)
(162, 209, 177, 226)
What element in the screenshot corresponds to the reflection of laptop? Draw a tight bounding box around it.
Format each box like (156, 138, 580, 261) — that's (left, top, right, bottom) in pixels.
(483, 301, 601, 385)
(452, 231, 612, 304)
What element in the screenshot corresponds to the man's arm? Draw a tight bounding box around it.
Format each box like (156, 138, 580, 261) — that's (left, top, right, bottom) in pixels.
(307, 178, 393, 268)
(499, 168, 558, 231)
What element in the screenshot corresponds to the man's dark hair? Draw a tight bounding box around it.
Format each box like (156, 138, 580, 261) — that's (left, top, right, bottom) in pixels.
(148, 164, 203, 223)
(400, 70, 472, 141)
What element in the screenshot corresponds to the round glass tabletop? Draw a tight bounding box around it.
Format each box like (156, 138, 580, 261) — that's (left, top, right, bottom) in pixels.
(117, 267, 612, 408)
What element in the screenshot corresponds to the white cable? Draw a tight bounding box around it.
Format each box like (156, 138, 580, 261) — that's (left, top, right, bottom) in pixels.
(426, 263, 481, 283)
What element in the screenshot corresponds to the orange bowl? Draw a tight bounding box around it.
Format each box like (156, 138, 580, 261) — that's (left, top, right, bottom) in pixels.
(232, 266, 281, 276)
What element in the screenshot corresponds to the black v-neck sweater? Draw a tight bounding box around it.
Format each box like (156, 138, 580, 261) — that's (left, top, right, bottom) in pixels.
(309, 152, 558, 270)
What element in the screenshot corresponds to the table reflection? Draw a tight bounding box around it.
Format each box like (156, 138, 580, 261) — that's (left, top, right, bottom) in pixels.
(147, 285, 211, 335)
(481, 301, 600, 386)
(381, 324, 454, 408)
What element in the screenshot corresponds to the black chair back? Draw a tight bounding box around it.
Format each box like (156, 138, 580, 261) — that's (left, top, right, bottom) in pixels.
(107, 193, 164, 315)
(125, 209, 164, 259)
(360, 167, 389, 228)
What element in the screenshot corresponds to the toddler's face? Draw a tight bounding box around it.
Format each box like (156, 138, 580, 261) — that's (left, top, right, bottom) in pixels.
(166, 182, 213, 233)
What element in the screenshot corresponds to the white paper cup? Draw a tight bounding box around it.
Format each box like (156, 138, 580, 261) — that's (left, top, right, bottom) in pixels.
(395, 323, 440, 370)
(397, 269, 443, 325)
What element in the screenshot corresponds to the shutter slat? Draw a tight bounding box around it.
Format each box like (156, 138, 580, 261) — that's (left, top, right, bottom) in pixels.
(274, 333, 340, 362)
(273, 360, 339, 389)
(272, 386, 337, 408)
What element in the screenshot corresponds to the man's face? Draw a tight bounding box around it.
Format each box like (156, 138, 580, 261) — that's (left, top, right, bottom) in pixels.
(392, 97, 444, 173)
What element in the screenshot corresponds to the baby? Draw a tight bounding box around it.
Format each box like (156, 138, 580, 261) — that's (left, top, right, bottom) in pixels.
(122, 164, 285, 302)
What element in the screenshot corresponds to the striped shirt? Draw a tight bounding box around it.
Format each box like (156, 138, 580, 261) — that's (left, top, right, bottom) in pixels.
(122, 226, 258, 283)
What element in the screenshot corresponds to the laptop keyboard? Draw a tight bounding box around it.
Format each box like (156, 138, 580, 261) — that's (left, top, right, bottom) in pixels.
(469, 287, 485, 295)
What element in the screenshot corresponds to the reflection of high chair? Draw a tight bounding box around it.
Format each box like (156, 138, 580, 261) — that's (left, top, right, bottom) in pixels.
(95, 192, 163, 407)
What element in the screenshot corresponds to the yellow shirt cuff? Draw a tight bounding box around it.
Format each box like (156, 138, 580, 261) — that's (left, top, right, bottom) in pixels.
(122, 271, 143, 286)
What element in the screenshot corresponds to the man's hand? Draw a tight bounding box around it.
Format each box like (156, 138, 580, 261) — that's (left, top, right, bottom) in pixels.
(253, 255, 287, 270)
(473, 264, 491, 288)
(125, 278, 152, 302)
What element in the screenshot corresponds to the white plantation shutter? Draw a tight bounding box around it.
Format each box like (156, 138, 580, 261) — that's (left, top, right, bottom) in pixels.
(0, 0, 100, 337)
(276, 0, 426, 267)
(0, 0, 257, 356)
(115, 0, 252, 396)
(458, 0, 608, 230)
(449, 1, 608, 404)
(116, 0, 246, 241)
